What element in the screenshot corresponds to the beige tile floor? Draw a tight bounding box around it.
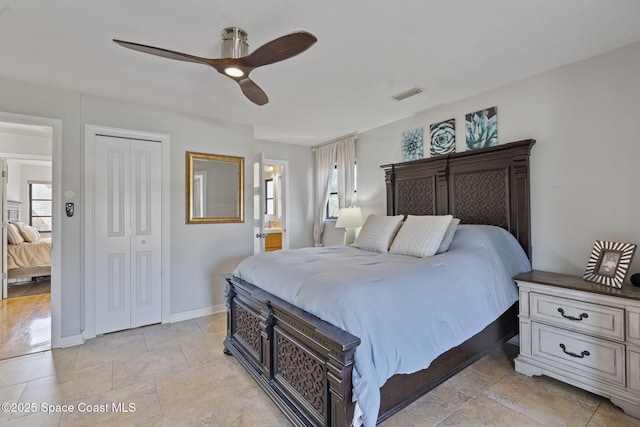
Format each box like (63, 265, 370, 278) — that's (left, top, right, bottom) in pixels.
(0, 312, 637, 426)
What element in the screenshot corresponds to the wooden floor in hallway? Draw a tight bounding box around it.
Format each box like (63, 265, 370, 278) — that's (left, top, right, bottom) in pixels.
(0, 281, 51, 361)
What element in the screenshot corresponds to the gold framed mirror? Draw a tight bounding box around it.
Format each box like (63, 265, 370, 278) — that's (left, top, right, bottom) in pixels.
(186, 151, 244, 224)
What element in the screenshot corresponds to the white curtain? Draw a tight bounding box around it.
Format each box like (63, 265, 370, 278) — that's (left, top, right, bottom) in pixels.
(313, 143, 337, 246)
(336, 137, 356, 208)
(313, 137, 357, 246)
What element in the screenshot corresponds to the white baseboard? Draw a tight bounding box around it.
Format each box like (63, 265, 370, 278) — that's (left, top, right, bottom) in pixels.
(76, 306, 226, 343)
(59, 333, 85, 348)
(169, 304, 226, 323)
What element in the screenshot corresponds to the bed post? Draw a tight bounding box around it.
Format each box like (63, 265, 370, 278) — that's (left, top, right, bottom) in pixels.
(512, 149, 533, 260)
(384, 165, 395, 216)
(223, 281, 235, 355)
(327, 349, 356, 426)
(435, 165, 449, 215)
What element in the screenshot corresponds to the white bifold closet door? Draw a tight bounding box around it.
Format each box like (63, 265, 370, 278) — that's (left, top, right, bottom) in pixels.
(93, 135, 162, 334)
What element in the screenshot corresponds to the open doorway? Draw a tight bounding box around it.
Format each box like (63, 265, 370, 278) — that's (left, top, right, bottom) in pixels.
(0, 120, 53, 360)
(263, 159, 289, 252)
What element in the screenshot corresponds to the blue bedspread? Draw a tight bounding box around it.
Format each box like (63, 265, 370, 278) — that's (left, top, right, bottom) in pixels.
(233, 225, 531, 427)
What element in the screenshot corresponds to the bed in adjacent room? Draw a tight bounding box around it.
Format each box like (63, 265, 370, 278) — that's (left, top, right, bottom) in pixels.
(223, 139, 535, 427)
(6, 222, 52, 280)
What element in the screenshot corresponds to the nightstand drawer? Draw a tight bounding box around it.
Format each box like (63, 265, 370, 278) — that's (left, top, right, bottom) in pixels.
(530, 293, 624, 340)
(532, 322, 625, 387)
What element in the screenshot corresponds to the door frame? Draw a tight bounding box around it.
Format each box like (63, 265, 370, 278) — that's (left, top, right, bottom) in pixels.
(83, 125, 171, 339)
(253, 152, 265, 254)
(1, 158, 6, 300)
(0, 111, 61, 348)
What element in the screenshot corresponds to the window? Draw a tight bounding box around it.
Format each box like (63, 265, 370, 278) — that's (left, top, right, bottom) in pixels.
(30, 182, 52, 232)
(326, 166, 339, 219)
(265, 178, 274, 215)
(325, 164, 357, 219)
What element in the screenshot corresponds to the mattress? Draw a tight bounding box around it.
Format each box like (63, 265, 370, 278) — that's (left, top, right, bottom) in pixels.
(7, 237, 52, 270)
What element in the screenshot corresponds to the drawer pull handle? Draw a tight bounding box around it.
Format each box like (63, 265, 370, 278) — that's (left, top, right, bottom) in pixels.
(559, 343, 590, 358)
(557, 308, 588, 321)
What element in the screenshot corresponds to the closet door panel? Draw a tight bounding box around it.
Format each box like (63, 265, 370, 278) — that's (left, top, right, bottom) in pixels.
(95, 137, 131, 334)
(130, 141, 162, 328)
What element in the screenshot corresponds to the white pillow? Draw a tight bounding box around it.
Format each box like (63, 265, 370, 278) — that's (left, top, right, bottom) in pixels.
(353, 215, 404, 253)
(7, 223, 24, 245)
(18, 224, 40, 243)
(436, 218, 461, 254)
(389, 215, 453, 257)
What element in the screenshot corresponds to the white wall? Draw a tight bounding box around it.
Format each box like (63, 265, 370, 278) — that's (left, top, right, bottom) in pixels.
(326, 41, 640, 278)
(5, 160, 22, 202)
(0, 78, 315, 339)
(0, 131, 52, 158)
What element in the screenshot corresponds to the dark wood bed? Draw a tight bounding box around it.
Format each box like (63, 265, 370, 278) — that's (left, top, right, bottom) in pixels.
(224, 139, 535, 426)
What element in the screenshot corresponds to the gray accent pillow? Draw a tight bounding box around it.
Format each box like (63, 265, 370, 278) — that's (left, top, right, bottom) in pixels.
(436, 218, 461, 254)
(389, 215, 453, 257)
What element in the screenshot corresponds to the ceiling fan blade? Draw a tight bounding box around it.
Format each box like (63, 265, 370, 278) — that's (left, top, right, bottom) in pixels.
(242, 31, 317, 68)
(238, 78, 269, 105)
(113, 39, 212, 66)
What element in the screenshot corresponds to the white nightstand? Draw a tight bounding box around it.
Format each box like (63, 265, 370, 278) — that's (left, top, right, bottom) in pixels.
(515, 270, 640, 418)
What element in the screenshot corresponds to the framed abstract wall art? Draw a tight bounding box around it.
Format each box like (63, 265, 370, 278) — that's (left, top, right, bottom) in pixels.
(465, 106, 497, 150)
(429, 119, 455, 156)
(402, 128, 423, 161)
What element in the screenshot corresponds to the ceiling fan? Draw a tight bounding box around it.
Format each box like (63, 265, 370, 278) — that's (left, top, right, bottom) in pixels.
(113, 27, 317, 106)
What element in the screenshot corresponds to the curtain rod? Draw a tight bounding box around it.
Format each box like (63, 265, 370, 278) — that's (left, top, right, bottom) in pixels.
(311, 132, 359, 152)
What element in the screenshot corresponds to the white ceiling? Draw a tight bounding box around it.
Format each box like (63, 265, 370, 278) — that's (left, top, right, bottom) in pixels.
(1, 0, 640, 146)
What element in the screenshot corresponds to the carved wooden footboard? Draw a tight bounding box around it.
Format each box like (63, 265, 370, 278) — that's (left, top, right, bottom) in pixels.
(224, 275, 360, 426)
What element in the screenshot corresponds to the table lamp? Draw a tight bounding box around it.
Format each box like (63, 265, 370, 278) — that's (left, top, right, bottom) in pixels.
(335, 206, 364, 245)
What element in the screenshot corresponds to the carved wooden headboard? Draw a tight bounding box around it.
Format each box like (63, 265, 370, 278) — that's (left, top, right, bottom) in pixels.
(381, 139, 535, 259)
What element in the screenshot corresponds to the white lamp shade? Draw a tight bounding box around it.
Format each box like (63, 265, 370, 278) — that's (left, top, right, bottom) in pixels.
(335, 207, 364, 228)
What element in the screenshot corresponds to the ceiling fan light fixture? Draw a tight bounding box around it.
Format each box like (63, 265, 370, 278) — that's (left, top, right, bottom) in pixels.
(224, 67, 244, 77)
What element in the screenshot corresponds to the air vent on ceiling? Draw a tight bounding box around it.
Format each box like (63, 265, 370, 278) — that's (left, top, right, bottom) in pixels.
(392, 87, 423, 101)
